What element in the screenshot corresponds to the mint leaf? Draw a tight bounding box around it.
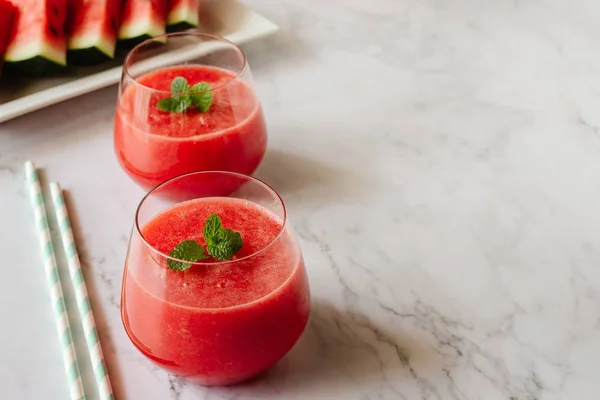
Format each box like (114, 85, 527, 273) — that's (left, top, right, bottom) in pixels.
(156, 97, 192, 113)
(156, 77, 191, 113)
(203, 213, 223, 245)
(171, 77, 190, 95)
(207, 229, 243, 260)
(156, 97, 178, 112)
(156, 78, 212, 113)
(207, 243, 233, 261)
(219, 229, 243, 253)
(167, 240, 209, 271)
(174, 97, 192, 112)
(203, 214, 243, 260)
(190, 82, 213, 112)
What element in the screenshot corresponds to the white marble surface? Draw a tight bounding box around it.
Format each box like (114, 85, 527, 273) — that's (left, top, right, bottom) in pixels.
(2, 0, 600, 399)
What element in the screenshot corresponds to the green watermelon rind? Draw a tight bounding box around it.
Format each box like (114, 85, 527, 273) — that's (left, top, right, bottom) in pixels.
(4, 40, 66, 76)
(166, 2, 199, 32)
(67, 34, 115, 65)
(118, 18, 166, 48)
(67, 48, 110, 66)
(166, 21, 196, 33)
(5, 56, 65, 76)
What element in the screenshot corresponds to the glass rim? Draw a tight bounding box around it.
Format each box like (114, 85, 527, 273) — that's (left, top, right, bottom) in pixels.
(122, 31, 248, 96)
(134, 170, 288, 267)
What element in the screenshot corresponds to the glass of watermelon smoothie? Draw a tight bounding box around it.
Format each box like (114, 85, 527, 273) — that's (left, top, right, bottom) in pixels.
(121, 171, 311, 386)
(114, 32, 267, 191)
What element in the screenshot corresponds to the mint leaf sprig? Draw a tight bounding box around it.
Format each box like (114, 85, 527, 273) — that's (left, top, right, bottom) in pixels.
(156, 76, 213, 113)
(166, 214, 243, 271)
(167, 240, 209, 271)
(204, 214, 243, 261)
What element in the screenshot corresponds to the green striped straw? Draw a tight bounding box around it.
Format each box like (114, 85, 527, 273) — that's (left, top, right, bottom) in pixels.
(49, 182, 114, 400)
(24, 161, 86, 400)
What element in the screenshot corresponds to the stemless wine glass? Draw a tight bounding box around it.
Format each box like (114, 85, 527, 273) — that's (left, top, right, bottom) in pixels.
(114, 33, 268, 191)
(121, 171, 311, 386)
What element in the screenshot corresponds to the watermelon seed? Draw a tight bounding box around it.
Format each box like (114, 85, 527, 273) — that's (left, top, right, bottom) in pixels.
(49, 25, 58, 37)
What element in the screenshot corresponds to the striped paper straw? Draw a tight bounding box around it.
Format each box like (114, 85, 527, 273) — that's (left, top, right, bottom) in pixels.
(24, 161, 86, 400)
(50, 182, 114, 400)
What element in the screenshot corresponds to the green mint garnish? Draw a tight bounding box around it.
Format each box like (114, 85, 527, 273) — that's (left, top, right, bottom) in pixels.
(190, 82, 213, 112)
(170, 76, 190, 96)
(156, 97, 192, 113)
(166, 214, 244, 271)
(207, 228, 243, 261)
(203, 213, 223, 241)
(167, 240, 209, 271)
(204, 214, 243, 260)
(156, 77, 213, 113)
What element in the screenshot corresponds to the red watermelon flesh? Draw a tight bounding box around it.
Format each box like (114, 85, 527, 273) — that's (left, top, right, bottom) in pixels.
(167, 0, 200, 32)
(0, 0, 17, 56)
(119, 0, 168, 46)
(4, 0, 68, 69)
(66, 0, 123, 62)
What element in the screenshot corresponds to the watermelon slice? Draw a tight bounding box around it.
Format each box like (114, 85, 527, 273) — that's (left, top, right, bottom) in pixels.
(167, 0, 200, 32)
(0, 0, 17, 57)
(4, 0, 68, 75)
(118, 0, 168, 48)
(66, 0, 123, 65)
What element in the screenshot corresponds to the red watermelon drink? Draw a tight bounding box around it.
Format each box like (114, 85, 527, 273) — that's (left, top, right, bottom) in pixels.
(114, 33, 267, 191)
(121, 171, 310, 386)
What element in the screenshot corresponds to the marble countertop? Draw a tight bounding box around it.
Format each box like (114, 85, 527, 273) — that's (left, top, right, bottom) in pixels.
(2, 0, 600, 399)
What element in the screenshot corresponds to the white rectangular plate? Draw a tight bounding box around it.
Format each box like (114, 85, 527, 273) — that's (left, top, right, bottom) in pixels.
(0, 0, 278, 123)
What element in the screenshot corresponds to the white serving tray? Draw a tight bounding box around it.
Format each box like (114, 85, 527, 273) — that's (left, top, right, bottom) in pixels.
(0, 0, 278, 123)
